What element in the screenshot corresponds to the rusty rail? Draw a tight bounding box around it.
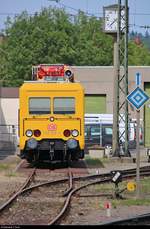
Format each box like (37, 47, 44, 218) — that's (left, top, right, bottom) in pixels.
(0, 168, 36, 212)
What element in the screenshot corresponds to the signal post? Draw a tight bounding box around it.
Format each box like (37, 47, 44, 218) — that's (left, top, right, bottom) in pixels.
(127, 73, 150, 198)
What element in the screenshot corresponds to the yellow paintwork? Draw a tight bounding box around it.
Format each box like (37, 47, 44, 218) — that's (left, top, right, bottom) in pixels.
(127, 181, 136, 192)
(19, 82, 85, 151)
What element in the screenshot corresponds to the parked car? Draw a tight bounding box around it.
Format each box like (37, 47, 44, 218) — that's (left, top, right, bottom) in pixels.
(85, 123, 112, 147)
(84, 114, 139, 149)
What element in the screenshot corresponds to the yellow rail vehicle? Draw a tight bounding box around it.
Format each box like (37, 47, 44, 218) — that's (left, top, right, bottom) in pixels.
(19, 81, 85, 164)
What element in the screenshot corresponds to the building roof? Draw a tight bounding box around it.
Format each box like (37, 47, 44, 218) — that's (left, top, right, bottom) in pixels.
(0, 87, 19, 98)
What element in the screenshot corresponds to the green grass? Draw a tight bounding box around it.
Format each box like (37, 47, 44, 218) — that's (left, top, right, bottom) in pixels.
(111, 198, 150, 208)
(139, 177, 150, 193)
(5, 171, 17, 177)
(95, 177, 150, 207)
(0, 163, 10, 170)
(84, 155, 110, 168)
(85, 155, 103, 166)
(0, 163, 17, 177)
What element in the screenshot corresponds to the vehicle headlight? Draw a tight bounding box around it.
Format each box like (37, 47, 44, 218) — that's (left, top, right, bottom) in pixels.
(67, 139, 78, 149)
(25, 129, 33, 137)
(72, 129, 79, 137)
(27, 138, 38, 149)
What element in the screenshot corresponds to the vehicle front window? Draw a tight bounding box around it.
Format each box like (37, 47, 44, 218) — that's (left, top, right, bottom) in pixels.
(29, 97, 51, 114)
(54, 97, 75, 114)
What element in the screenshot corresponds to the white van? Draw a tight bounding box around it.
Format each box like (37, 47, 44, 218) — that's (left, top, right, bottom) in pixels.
(84, 114, 137, 148)
(130, 119, 144, 145)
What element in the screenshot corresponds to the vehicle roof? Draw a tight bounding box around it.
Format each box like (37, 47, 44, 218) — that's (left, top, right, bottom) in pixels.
(20, 82, 84, 92)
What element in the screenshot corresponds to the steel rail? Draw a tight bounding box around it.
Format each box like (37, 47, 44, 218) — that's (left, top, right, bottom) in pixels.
(21, 177, 70, 194)
(48, 176, 112, 225)
(0, 168, 36, 212)
(0, 165, 149, 210)
(18, 166, 150, 198)
(63, 169, 73, 197)
(48, 168, 150, 225)
(0, 165, 150, 224)
(78, 193, 113, 198)
(99, 212, 150, 225)
(98, 171, 150, 225)
(123, 171, 150, 179)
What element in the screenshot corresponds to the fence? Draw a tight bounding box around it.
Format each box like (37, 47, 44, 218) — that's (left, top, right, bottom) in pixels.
(0, 124, 19, 153)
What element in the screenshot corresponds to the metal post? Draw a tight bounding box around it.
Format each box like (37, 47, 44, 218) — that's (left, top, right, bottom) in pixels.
(112, 38, 119, 156)
(112, 0, 130, 157)
(136, 110, 140, 198)
(100, 122, 102, 146)
(124, 0, 129, 156)
(112, 0, 121, 156)
(103, 1, 129, 157)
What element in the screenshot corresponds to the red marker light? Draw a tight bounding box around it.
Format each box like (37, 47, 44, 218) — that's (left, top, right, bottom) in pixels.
(63, 129, 71, 137)
(34, 129, 41, 137)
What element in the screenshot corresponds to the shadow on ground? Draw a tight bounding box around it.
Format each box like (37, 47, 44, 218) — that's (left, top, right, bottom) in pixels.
(23, 159, 88, 170)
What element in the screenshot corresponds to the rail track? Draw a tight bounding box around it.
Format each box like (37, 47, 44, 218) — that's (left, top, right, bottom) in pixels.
(0, 168, 36, 212)
(0, 165, 150, 225)
(100, 212, 150, 225)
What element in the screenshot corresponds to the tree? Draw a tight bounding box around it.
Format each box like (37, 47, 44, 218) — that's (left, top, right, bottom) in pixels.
(0, 7, 113, 86)
(128, 41, 150, 65)
(0, 7, 150, 87)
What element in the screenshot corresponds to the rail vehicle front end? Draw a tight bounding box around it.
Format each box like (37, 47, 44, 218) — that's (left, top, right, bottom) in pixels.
(19, 81, 85, 165)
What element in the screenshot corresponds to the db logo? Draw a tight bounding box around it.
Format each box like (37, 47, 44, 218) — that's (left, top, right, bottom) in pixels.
(47, 123, 57, 131)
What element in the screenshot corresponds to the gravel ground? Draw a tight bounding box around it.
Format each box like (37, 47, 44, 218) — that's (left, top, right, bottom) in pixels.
(64, 204, 150, 225)
(0, 148, 150, 225)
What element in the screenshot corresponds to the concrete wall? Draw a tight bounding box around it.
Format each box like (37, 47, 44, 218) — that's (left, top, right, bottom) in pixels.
(73, 66, 114, 113)
(0, 87, 19, 145)
(72, 66, 150, 120)
(0, 98, 19, 125)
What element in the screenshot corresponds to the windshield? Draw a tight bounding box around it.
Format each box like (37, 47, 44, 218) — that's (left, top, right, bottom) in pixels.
(53, 97, 75, 114)
(29, 97, 51, 114)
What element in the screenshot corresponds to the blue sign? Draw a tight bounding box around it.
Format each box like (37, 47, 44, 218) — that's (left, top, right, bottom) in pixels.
(136, 72, 141, 86)
(127, 87, 149, 110)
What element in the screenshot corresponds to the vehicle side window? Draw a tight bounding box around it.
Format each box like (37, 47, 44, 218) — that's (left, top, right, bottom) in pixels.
(104, 127, 113, 135)
(91, 126, 101, 136)
(54, 97, 75, 114)
(29, 97, 51, 114)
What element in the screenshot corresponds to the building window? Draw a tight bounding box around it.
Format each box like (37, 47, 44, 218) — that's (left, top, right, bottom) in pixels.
(85, 95, 106, 113)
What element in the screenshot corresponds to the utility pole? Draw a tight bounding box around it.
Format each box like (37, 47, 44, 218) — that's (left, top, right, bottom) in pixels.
(113, 0, 130, 157)
(124, 0, 129, 156)
(113, 37, 119, 156)
(103, 0, 130, 157)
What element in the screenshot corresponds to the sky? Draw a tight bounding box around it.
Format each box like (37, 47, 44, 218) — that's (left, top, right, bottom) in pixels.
(0, 0, 150, 34)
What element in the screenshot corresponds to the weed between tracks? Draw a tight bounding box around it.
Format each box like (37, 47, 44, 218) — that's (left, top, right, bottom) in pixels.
(84, 176, 150, 209)
(111, 198, 150, 208)
(84, 155, 150, 206)
(85, 155, 107, 167)
(0, 164, 10, 170)
(0, 163, 17, 177)
(1, 155, 150, 225)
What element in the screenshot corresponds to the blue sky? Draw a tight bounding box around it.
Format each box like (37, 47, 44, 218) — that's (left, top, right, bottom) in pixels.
(0, 0, 150, 34)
